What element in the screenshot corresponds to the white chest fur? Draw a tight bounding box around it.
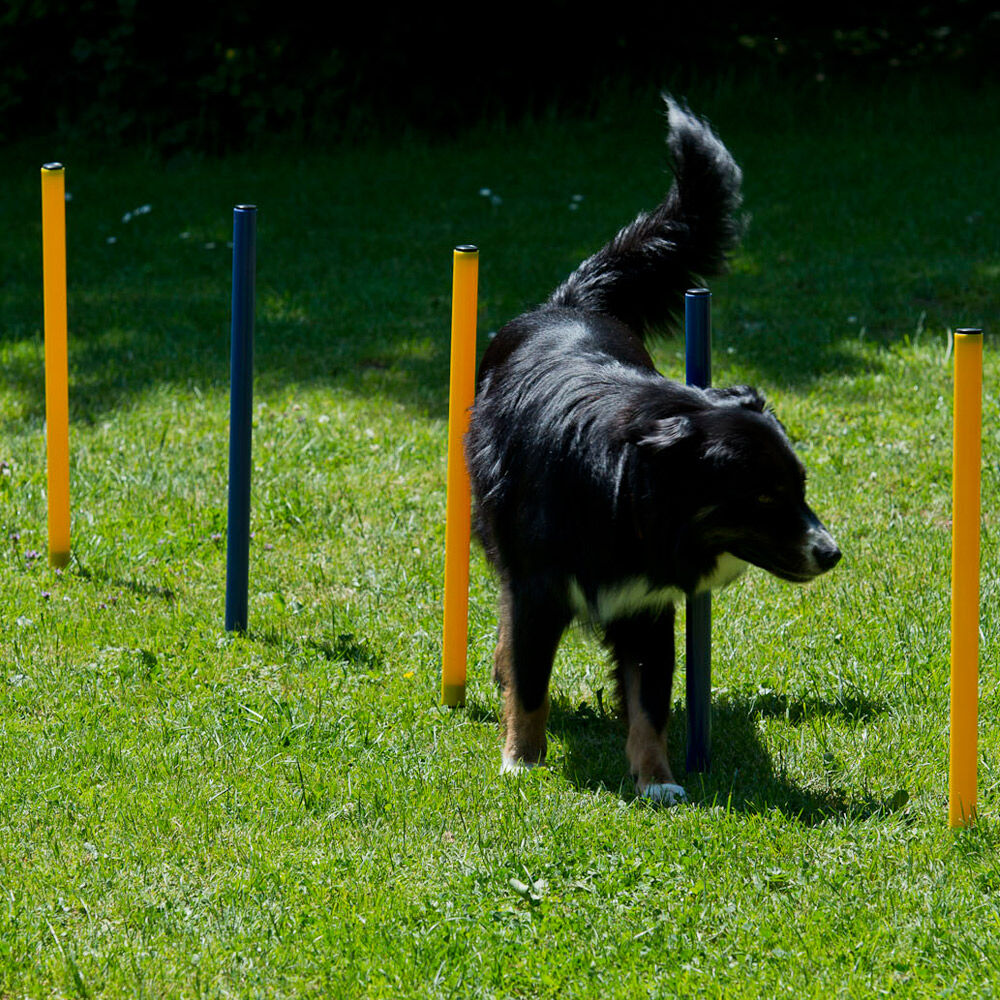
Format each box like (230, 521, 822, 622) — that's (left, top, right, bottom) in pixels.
(568, 552, 748, 624)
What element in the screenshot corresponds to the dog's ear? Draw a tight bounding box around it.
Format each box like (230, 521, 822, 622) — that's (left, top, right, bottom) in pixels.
(636, 415, 697, 451)
(705, 385, 767, 412)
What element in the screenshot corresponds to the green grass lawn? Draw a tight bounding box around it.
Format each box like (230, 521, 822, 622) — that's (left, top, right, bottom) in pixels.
(2, 73, 1000, 997)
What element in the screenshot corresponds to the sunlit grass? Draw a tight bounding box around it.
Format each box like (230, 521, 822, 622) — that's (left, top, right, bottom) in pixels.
(1, 74, 999, 997)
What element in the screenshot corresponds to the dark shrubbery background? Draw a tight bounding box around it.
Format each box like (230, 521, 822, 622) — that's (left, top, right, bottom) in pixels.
(2, 2, 997, 150)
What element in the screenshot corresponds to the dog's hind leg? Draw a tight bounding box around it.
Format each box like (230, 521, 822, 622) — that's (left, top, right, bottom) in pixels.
(494, 579, 569, 774)
(605, 610, 687, 804)
(492, 582, 513, 690)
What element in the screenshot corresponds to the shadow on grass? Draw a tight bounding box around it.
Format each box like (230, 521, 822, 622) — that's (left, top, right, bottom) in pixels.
(544, 686, 910, 825)
(0, 305, 457, 435)
(6, 94, 968, 435)
(252, 624, 383, 671)
(7, 76, 999, 436)
(71, 554, 177, 602)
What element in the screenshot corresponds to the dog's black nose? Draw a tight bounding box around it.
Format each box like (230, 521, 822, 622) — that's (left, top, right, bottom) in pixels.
(813, 539, 842, 572)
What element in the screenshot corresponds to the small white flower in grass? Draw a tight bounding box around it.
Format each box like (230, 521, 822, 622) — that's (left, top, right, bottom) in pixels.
(479, 187, 492, 197)
(65, 192, 73, 202)
(179, 232, 191, 240)
(122, 204, 151, 223)
(106, 236, 117, 245)
(509, 876, 548, 902)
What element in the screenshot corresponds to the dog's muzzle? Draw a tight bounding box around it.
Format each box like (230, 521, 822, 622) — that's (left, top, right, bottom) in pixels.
(812, 533, 841, 572)
(807, 523, 841, 575)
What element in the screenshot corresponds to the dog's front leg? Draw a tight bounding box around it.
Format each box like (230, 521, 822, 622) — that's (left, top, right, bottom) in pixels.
(493, 578, 569, 774)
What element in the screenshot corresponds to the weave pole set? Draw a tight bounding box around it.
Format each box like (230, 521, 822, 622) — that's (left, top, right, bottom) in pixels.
(34, 173, 986, 817)
(437, 252, 986, 815)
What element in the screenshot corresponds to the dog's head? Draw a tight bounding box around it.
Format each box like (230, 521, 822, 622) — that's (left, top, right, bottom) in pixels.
(637, 385, 841, 583)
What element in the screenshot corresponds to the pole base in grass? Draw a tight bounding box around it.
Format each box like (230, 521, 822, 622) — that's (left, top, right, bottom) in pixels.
(49, 550, 70, 569)
(949, 803, 977, 830)
(441, 683, 466, 707)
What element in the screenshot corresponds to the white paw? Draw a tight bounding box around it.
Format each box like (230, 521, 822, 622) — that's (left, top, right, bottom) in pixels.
(501, 755, 539, 776)
(641, 782, 687, 805)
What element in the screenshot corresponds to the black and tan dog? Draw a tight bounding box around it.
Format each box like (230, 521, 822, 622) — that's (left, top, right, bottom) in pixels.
(465, 98, 841, 803)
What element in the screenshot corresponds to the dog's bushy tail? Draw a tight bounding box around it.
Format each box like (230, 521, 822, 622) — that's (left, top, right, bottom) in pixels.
(547, 97, 744, 338)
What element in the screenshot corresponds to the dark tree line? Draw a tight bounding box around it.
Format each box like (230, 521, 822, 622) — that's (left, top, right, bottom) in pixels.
(2, 2, 996, 150)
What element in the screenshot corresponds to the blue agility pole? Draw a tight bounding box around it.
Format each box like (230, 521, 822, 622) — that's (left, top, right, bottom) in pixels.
(225, 205, 257, 632)
(685, 288, 712, 772)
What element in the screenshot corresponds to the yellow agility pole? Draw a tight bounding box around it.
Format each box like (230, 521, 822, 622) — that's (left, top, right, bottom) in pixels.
(441, 245, 479, 706)
(949, 328, 983, 828)
(41, 163, 71, 569)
